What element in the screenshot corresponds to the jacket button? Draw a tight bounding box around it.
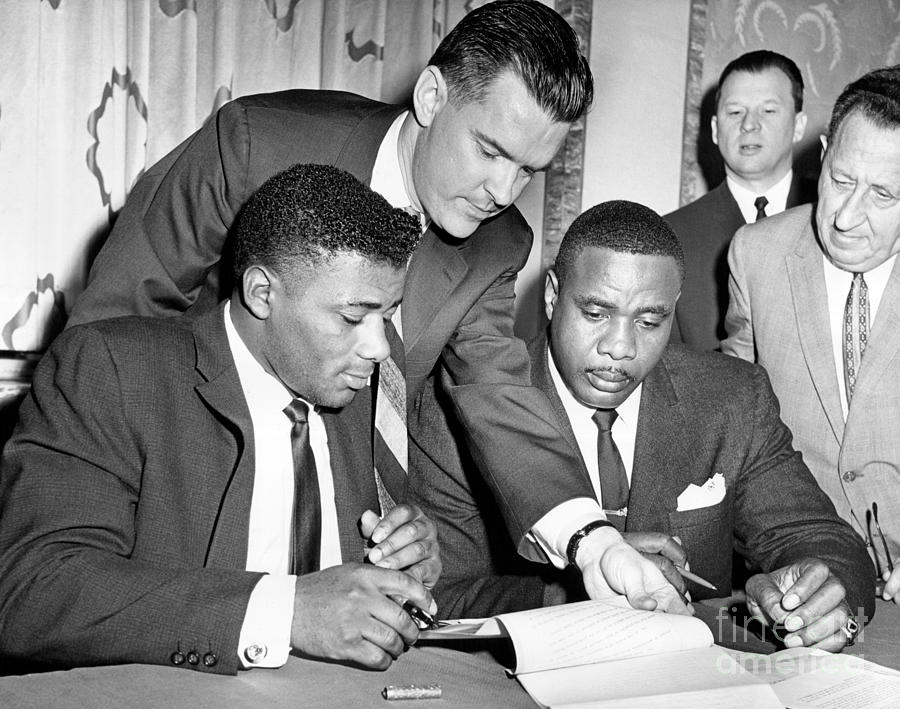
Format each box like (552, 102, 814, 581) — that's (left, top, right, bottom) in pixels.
(170, 651, 185, 665)
(186, 650, 200, 665)
(203, 652, 218, 667)
(842, 470, 857, 483)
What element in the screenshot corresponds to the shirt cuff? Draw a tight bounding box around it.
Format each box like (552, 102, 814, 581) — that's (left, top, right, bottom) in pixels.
(528, 498, 608, 569)
(238, 574, 296, 669)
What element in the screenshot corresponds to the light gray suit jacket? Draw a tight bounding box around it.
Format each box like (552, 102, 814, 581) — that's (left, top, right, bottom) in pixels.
(723, 203, 900, 560)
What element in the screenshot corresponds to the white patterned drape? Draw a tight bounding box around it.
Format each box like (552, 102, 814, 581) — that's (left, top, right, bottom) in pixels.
(0, 0, 484, 353)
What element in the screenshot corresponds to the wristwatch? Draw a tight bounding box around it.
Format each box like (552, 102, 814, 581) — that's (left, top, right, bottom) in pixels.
(566, 519, 617, 567)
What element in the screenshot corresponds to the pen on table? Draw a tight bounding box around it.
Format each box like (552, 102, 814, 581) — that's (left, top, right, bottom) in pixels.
(676, 566, 717, 591)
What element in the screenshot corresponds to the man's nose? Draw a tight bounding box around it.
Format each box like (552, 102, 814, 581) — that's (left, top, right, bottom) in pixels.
(597, 322, 636, 361)
(359, 320, 392, 363)
(484, 163, 520, 208)
(740, 110, 761, 132)
(833, 188, 867, 233)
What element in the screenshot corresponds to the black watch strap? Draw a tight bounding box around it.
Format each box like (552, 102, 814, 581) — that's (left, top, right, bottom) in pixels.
(566, 519, 617, 567)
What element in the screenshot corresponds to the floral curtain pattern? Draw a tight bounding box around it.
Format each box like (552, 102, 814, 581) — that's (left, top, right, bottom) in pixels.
(0, 0, 492, 353)
(681, 0, 900, 204)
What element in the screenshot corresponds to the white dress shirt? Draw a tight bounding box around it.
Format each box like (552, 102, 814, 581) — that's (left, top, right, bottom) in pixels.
(224, 301, 342, 668)
(727, 169, 794, 224)
(529, 346, 643, 567)
(822, 254, 897, 419)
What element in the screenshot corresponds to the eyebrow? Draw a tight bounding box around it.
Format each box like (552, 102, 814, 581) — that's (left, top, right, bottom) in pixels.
(574, 294, 672, 317)
(473, 130, 550, 172)
(344, 296, 403, 310)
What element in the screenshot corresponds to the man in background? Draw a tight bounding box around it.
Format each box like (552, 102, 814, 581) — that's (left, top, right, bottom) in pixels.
(67, 1, 684, 612)
(0, 164, 439, 674)
(415, 200, 873, 652)
(724, 65, 900, 603)
(666, 50, 815, 350)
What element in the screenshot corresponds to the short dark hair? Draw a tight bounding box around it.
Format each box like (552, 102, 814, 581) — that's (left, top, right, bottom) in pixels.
(232, 164, 421, 285)
(716, 50, 804, 113)
(428, 0, 593, 123)
(827, 64, 900, 141)
(554, 200, 684, 287)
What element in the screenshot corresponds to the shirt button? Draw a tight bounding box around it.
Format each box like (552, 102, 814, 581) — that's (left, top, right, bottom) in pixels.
(186, 650, 200, 665)
(170, 651, 185, 665)
(203, 652, 218, 668)
(244, 643, 268, 664)
(842, 470, 857, 483)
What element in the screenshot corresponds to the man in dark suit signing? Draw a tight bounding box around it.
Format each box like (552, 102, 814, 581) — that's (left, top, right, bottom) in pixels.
(66, 1, 682, 611)
(666, 50, 816, 350)
(414, 200, 874, 652)
(0, 164, 440, 675)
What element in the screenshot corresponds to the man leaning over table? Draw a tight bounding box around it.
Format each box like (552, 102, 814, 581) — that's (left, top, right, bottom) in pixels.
(0, 164, 440, 675)
(64, 0, 686, 614)
(411, 200, 874, 651)
(723, 65, 900, 605)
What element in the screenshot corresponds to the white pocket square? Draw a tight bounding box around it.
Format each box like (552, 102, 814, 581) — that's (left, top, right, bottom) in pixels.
(676, 472, 726, 511)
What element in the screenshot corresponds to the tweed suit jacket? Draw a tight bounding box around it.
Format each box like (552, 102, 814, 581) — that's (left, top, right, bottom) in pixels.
(723, 203, 900, 561)
(416, 334, 874, 620)
(67, 89, 594, 558)
(665, 175, 816, 351)
(0, 306, 381, 674)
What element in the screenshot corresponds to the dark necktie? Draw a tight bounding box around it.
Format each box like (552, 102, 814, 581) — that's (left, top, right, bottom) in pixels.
(754, 195, 768, 222)
(283, 399, 321, 576)
(842, 272, 869, 405)
(592, 409, 629, 531)
(373, 319, 406, 514)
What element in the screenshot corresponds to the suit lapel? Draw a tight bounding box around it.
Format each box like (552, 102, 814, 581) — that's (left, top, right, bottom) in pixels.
(333, 103, 405, 184)
(785, 224, 845, 443)
(402, 229, 469, 376)
(626, 357, 694, 532)
(191, 307, 256, 569)
(528, 333, 584, 458)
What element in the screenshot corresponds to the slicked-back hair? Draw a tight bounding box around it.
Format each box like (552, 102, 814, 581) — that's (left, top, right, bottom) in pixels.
(232, 163, 421, 287)
(554, 200, 685, 288)
(715, 50, 804, 112)
(428, 0, 593, 123)
(827, 65, 900, 141)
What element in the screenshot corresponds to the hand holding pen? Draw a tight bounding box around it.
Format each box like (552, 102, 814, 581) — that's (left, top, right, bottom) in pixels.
(623, 531, 717, 602)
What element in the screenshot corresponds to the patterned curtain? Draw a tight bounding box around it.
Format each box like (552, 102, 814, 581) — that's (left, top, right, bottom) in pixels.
(0, 0, 493, 355)
(680, 0, 900, 205)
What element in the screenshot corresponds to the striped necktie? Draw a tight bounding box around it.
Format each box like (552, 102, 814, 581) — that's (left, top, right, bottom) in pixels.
(373, 319, 407, 514)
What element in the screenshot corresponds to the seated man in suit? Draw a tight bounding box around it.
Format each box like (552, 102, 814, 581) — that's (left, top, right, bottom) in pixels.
(723, 65, 900, 604)
(66, 0, 683, 611)
(0, 164, 439, 675)
(412, 200, 874, 651)
(666, 50, 815, 350)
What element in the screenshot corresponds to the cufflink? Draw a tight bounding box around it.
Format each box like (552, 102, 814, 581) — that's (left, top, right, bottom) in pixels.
(244, 643, 268, 664)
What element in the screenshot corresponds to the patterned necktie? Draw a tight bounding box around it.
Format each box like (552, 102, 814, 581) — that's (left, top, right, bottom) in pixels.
(591, 409, 629, 531)
(842, 272, 869, 405)
(373, 319, 407, 514)
(283, 399, 320, 576)
(754, 195, 768, 222)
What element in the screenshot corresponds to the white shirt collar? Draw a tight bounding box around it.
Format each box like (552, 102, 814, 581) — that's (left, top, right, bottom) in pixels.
(727, 169, 793, 224)
(370, 110, 429, 230)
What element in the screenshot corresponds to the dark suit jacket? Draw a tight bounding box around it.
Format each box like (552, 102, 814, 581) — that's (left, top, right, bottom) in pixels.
(0, 307, 382, 674)
(67, 89, 593, 558)
(665, 175, 816, 351)
(412, 334, 874, 621)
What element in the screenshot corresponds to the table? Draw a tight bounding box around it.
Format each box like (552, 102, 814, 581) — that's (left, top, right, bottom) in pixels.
(3, 600, 898, 707)
(0, 645, 533, 709)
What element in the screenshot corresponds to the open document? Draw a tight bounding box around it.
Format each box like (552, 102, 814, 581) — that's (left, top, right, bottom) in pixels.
(421, 598, 782, 708)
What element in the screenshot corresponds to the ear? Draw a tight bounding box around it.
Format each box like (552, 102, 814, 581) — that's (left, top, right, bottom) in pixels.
(412, 65, 449, 128)
(793, 111, 808, 143)
(241, 265, 276, 320)
(544, 269, 560, 321)
(711, 115, 719, 147)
